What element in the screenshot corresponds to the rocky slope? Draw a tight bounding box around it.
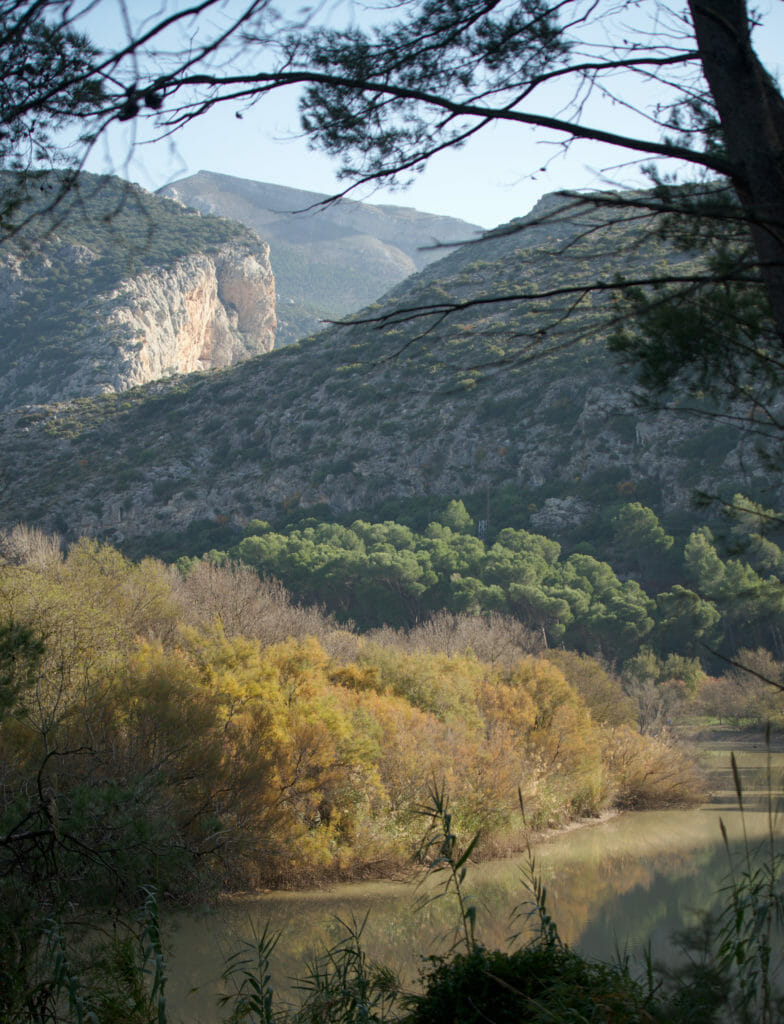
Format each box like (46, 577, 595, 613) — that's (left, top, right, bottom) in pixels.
(0, 174, 276, 410)
(158, 171, 482, 344)
(0, 191, 775, 550)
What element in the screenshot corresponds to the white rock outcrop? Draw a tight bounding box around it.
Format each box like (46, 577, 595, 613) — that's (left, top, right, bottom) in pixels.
(0, 241, 276, 410)
(102, 244, 276, 388)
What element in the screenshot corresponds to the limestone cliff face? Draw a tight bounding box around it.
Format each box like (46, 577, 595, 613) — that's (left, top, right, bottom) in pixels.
(105, 244, 276, 388)
(0, 240, 276, 411)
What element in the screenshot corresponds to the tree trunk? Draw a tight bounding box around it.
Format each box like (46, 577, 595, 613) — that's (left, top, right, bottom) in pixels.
(689, 0, 784, 343)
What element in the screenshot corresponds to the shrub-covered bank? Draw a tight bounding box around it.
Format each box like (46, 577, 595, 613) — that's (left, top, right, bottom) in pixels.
(0, 528, 706, 1019)
(0, 532, 704, 897)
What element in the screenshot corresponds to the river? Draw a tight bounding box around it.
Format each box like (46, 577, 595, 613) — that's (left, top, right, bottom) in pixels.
(164, 739, 784, 1022)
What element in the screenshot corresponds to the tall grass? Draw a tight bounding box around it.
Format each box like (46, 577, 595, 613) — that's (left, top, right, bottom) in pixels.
(714, 728, 784, 1023)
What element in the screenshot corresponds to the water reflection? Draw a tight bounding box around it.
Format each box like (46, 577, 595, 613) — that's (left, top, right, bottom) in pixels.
(165, 748, 784, 1023)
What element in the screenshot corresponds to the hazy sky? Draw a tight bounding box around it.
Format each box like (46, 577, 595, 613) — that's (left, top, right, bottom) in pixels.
(81, 1, 784, 230)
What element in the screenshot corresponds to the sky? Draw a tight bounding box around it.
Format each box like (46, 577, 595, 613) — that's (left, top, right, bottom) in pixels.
(80, 0, 784, 231)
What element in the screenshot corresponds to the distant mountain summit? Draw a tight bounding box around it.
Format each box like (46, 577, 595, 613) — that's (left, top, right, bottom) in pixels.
(0, 168, 479, 413)
(157, 171, 483, 344)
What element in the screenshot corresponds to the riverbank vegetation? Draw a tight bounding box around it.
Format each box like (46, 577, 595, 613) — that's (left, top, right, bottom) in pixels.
(0, 525, 709, 1016)
(3, 521, 783, 1020)
(0, 528, 704, 889)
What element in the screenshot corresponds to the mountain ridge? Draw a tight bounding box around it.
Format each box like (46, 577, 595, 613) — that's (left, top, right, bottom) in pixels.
(157, 170, 483, 344)
(0, 188, 775, 553)
(0, 174, 277, 409)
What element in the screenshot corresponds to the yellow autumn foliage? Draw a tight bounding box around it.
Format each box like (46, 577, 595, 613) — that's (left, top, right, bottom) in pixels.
(0, 539, 702, 892)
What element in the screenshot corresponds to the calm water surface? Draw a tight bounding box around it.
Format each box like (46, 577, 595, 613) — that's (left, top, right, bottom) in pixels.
(165, 744, 784, 1023)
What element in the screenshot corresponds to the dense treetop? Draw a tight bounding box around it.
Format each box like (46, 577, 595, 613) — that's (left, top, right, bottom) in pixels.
(189, 498, 784, 671)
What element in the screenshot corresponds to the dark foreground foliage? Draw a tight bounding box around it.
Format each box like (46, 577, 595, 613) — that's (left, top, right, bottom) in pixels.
(408, 944, 653, 1024)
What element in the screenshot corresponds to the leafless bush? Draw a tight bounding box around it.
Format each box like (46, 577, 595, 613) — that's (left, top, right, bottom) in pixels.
(0, 523, 63, 568)
(171, 560, 337, 647)
(368, 610, 541, 664)
(623, 676, 688, 736)
(696, 648, 784, 727)
(319, 627, 362, 662)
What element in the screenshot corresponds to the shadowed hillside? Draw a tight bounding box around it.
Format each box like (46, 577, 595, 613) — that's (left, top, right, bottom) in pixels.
(0, 191, 775, 551)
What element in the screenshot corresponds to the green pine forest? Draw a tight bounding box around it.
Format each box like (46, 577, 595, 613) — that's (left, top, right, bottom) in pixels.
(186, 496, 783, 672)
